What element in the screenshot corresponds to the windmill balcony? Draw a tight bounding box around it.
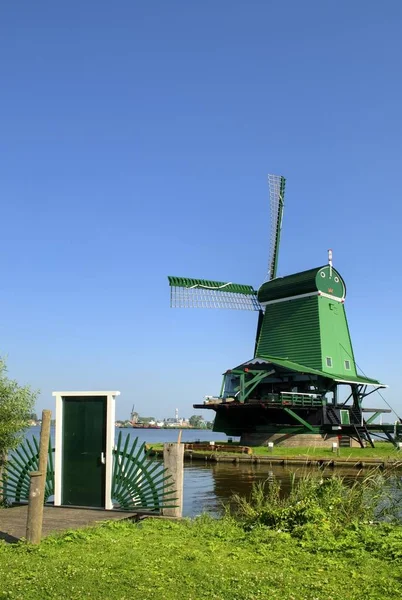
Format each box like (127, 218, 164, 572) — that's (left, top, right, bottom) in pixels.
(255, 392, 326, 408)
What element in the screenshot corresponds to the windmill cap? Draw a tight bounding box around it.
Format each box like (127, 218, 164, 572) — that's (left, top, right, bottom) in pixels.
(257, 265, 346, 304)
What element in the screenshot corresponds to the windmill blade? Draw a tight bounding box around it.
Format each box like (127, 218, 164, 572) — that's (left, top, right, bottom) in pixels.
(266, 174, 286, 281)
(168, 276, 261, 310)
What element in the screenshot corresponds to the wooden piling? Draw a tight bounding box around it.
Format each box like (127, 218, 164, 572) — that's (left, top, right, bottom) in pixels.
(26, 471, 43, 544)
(38, 410, 51, 487)
(25, 409, 51, 544)
(162, 442, 184, 518)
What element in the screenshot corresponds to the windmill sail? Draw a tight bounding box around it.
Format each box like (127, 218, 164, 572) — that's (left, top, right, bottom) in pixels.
(168, 276, 260, 310)
(266, 174, 286, 281)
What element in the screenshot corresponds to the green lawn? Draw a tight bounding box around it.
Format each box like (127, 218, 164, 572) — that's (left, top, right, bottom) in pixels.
(251, 441, 401, 460)
(147, 441, 402, 461)
(0, 517, 401, 600)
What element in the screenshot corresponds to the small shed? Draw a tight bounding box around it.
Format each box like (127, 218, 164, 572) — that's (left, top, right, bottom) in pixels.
(52, 391, 120, 509)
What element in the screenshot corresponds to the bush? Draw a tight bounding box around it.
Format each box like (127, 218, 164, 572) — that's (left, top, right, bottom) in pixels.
(229, 471, 402, 538)
(0, 359, 38, 501)
(0, 359, 37, 455)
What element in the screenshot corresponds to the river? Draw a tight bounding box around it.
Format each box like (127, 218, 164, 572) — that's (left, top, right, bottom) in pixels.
(23, 426, 360, 517)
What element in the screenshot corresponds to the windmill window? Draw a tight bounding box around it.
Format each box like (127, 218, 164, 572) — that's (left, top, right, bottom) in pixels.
(334, 276, 339, 283)
(320, 272, 326, 278)
(326, 357, 333, 368)
(344, 360, 351, 370)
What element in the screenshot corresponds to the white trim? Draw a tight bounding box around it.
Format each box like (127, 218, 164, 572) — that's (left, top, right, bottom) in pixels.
(189, 282, 233, 290)
(53, 391, 120, 509)
(54, 393, 63, 506)
(105, 394, 116, 510)
(318, 291, 345, 302)
(260, 290, 344, 307)
(281, 391, 321, 397)
(334, 379, 388, 388)
(52, 391, 120, 397)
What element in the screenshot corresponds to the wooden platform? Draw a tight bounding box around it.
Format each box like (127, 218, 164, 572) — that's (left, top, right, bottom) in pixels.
(0, 505, 137, 543)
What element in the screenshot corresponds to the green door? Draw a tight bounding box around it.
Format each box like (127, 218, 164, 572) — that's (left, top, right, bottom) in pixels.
(62, 396, 107, 507)
(340, 409, 350, 425)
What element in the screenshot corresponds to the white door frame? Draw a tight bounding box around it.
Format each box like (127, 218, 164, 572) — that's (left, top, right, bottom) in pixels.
(52, 391, 119, 509)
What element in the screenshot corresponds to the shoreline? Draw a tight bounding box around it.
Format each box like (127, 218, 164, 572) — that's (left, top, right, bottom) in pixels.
(146, 446, 402, 470)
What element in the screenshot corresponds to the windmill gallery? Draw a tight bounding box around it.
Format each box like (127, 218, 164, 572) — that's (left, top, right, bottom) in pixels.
(168, 175, 401, 448)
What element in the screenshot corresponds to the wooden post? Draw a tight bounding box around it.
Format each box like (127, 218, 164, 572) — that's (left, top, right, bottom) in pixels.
(26, 471, 43, 544)
(38, 410, 51, 497)
(162, 442, 184, 518)
(39, 410, 52, 489)
(25, 409, 51, 544)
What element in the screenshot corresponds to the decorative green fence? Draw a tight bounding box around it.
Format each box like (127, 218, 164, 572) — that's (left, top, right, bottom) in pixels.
(2, 432, 176, 512)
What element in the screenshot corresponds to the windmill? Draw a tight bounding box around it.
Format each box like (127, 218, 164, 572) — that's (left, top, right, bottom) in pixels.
(168, 175, 399, 448)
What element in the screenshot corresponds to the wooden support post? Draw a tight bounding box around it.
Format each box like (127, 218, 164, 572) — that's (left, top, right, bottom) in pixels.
(162, 442, 184, 518)
(26, 471, 43, 544)
(38, 410, 51, 494)
(26, 409, 51, 544)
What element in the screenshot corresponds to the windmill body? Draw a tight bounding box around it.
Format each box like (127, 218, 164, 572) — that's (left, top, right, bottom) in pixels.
(168, 176, 399, 447)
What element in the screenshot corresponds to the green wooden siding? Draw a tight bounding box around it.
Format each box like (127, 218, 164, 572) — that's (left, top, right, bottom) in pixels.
(255, 296, 322, 369)
(318, 296, 357, 377)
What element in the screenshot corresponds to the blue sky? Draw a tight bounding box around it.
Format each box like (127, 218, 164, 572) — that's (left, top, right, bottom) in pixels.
(1, 1, 401, 421)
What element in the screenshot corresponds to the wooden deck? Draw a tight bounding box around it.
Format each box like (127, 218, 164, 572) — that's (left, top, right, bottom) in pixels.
(0, 505, 138, 543)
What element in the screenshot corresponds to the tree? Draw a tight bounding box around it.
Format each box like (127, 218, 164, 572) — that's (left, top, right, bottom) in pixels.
(189, 415, 204, 428)
(0, 359, 38, 497)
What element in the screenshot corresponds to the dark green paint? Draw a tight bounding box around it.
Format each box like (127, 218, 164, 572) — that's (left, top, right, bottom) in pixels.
(315, 266, 345, 298)
(257, 265, 345, 303)
(3, 437, 54, 503)
(62, 396, 106, 507)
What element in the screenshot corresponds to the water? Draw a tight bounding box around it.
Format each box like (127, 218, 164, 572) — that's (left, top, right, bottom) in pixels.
(22, 426, 366, 517)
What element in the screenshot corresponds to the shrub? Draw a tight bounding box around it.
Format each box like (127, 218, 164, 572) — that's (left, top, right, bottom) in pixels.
(229, 471, 402, 538)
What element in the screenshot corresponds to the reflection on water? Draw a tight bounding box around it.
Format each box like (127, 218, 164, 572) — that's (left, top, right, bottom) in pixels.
(183, 460, 364, 517)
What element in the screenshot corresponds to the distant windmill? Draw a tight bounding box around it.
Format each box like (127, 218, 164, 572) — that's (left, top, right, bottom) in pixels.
(130, 405, 139, 425)
(168, 175, 397, 448)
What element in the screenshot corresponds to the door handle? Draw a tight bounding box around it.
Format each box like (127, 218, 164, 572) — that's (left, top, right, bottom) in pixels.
(100, 452, 106, 465)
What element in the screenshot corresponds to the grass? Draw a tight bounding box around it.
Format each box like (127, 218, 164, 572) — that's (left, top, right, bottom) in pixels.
(147, 441, 402, 461)
(1, 473, 402, 599)
(1, 515, 402, 600)
(251, 441, 401, 460)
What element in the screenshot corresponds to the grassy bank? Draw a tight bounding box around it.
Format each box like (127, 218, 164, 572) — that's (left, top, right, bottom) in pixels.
(147, 441, 402, 461)
(1, 474, 402, 599)
(1, 517, 402, 600)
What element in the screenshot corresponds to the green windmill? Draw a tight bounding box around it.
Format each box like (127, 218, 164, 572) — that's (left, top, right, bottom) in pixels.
(169, 175, 398, 447)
